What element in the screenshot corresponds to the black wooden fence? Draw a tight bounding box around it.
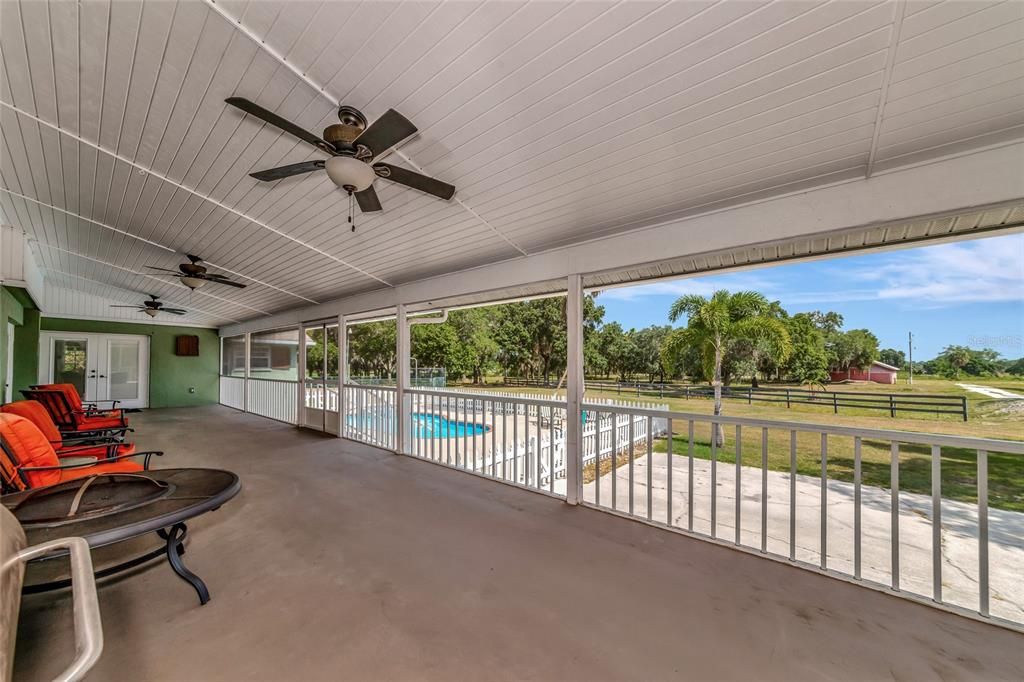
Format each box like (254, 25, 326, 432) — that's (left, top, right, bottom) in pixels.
(502, 378, 968, 420)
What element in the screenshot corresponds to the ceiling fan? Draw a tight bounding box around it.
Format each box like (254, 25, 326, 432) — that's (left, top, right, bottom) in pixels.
(146, 254, 247, 291)
(110, 295, 186, 318)
(224, 97, 455, 218)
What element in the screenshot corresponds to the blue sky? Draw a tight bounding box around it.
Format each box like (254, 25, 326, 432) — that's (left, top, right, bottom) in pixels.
(596, 233, 1024, 361)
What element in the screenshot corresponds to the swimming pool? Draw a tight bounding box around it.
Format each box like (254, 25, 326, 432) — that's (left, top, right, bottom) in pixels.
(345, 413, 490, 438)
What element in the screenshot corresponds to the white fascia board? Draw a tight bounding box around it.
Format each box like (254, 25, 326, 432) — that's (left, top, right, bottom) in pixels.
(220, 142, 1024, 337)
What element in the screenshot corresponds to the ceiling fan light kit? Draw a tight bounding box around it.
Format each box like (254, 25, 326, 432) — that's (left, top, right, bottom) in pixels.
(180, 276, 208, 290)
(224, 97, 456, 226)
(145, 254, 246, 291)
(326, 156, 376, 192)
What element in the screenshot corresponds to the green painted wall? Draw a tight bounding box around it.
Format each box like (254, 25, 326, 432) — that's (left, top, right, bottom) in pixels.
(12, 308, 40, 396)
(40, 319, 220, 408)
(0, 287, 26, 402)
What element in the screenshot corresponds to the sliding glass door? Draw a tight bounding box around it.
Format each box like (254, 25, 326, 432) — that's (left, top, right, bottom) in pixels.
(300, 322, 340, 434)
(40, 332, 150, 408)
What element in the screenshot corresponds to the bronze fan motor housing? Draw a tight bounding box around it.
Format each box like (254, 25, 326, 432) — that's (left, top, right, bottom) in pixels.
(323, 106, 368, 153)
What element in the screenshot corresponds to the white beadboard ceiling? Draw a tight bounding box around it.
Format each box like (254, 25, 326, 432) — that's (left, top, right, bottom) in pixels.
(1, 0, 1022, 327)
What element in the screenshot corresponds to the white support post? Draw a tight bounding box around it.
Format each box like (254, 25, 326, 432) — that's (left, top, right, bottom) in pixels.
(296, 324, 306, 429)
(338, 314, 347, 439)
(396, 304, 410, 455)
(243, 332, 251, 414)
(566, 274, 584, 505)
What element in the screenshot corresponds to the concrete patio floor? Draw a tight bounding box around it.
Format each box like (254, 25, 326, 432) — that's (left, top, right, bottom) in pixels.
(13, 406, 1024, 681)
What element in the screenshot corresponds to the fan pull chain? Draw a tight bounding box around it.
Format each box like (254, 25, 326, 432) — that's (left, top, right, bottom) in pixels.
(348, 191, 356, 232)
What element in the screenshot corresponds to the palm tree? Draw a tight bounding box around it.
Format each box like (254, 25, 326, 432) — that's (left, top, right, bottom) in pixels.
(666, 290, 792, 446)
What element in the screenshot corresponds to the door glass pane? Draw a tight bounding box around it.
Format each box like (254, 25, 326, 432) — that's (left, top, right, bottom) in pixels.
(221, 335, 246, 376)
(305, 326, 325, 380)
(108, 340, 140, 400)
(53, 339, 88, 395)
(249, 328, 299, 380)
(325, 325, 339, 381)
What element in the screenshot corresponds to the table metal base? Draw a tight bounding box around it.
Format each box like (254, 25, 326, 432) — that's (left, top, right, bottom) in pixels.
(23, 522, 210, 605)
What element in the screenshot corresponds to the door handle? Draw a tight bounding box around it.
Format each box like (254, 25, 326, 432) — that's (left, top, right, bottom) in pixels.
(99, 375, 106, 379)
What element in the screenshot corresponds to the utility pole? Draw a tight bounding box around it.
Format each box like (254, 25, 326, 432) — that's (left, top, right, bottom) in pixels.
(908, 331, 914, 385)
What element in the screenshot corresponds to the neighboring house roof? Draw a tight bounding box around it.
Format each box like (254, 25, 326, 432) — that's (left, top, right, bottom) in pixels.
(871, 361, 900, 371)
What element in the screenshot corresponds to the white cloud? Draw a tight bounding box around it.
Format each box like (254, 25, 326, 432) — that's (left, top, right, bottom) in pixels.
(853, 235, 1024, 305)
(597, 234, 1024, 308)
(596, 272, 777, 302)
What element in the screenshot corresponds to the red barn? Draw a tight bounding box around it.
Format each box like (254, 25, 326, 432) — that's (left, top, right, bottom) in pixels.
(830, 361, 900, 385)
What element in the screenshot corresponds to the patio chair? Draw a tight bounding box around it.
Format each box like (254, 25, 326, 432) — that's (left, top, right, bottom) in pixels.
(0, 414, 160, 493)
(0, 401, 136, 461)
(1, 504, 104, 682)
(20, 386, 128, 437)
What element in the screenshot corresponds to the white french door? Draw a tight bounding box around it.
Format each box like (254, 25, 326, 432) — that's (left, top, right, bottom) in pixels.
(39, 332, 150, 409)
(300, 321, 340, 434)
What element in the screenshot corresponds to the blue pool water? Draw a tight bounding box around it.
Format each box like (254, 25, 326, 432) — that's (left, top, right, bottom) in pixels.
(345, 413, 490, 438)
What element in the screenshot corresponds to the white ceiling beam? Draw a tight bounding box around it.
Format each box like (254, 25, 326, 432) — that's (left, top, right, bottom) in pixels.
(219, 141, 1024, 336)
(32, 242, 273, 317)
(43, 269, 241, 324)
(866, 0, 907, 178)
(0, 186, 319, 305)
(0, 99, 392, 287)
(200, 0, 529, 257)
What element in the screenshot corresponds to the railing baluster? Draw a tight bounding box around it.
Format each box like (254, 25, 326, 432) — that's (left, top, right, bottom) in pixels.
(628, 414, 635, 516)
(502, 401, 508, 481)
(761, 428, 768, 553)
(735, 424, 742, 545)
(667, 418, 674, 526)
(931, 444, 942, 602)
(595, 411, 602, 508)
(891, 442, 900, 591)
(687, 420, 694, 532)
(647, 416, 654, 520)
(472, 398, 477, 472)
(513, 402, 519, 485)
(978, 449, 989, 617)
(611, 412, 618, 511)
(854, 436, 862, 579)
(711, 421, 717, 538)
(789, 430, 796, 562)
(549, 407, 555, 493)
(820, 433, 828, 570)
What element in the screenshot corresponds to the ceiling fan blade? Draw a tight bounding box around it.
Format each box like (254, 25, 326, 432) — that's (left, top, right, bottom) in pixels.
(163, 308, 188, 314)
(225, 97, 335, 153)
(145, 266, 183, 274)
(250, 160, 326, 182)
(110, 305, 143, 309)
(355, 185, 383, 212)
(355, 109, 417, 158)
(374, 163, 455, 200)
(204, 275, 247, 288)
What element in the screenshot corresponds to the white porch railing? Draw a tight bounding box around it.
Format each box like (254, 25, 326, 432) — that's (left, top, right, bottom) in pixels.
(579, 401, 1024, 629)
(344, 384, 396, 450)
(404, 389, 661, 496)
(303, 383, 340, 411)
(219, 376, 244, 410)
(246, 378, 298, 424)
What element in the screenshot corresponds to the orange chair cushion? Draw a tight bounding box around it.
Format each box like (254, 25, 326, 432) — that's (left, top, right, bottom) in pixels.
(0, 413, 142, 488)
(76, 415, 126, 430)
(41, 383, 83, 410)
(0, 413, 61, 487)
(1, 400, 63, 444)
(48, 461, 144, 488)
(62, 442, 136, 460)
